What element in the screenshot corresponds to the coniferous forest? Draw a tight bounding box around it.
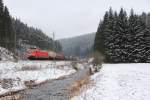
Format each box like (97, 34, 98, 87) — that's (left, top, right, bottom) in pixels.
(0, 0, 15, 51)
(94, 8, 150, 63)
(0, 0, 62, 53)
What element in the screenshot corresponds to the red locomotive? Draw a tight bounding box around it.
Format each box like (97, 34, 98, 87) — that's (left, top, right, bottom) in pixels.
(26, 48, 65, 60)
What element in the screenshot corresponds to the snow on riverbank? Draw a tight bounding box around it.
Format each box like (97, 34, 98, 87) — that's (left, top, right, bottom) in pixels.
(72, 64, 150, 100)
(0, 47, 14, 61)
(0, 61, 75, 95)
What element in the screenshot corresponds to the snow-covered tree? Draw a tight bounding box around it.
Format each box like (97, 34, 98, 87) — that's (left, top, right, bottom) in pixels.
(94, 8, 150, 63)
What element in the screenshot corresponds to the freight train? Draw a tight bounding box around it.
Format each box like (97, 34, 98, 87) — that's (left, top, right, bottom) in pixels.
(26, 48, 65, 60)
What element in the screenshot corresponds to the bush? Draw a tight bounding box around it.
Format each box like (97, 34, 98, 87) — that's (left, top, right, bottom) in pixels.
(90, 51, 104, 65)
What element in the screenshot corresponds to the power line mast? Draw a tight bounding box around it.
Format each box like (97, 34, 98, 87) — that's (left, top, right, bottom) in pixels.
(53, 31, 55, 51)
(14, 28, 18, 62)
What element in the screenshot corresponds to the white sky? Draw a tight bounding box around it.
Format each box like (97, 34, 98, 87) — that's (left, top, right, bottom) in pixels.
(4, 0, 150, 39)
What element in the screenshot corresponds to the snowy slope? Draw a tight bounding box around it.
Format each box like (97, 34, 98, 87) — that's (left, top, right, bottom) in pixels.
(72, 64, 150, 100)
(59, 33, 95, 57)
(0, 61, 75, 95)
(0, 47, 14, 61)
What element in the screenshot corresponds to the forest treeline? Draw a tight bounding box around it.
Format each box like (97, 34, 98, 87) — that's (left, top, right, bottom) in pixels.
(94, 8, 150, 63)
(0, 0, 14, 51)
(0, 0, 62, 53)
(12, 18, 62, 52)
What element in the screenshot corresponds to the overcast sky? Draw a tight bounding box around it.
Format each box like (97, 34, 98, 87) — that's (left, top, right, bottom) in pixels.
(4, 0, 150, 39)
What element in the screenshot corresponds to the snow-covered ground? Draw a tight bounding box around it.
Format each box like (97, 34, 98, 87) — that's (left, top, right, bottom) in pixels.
(0, 47, 14, 61)
(0, 61, 75, 95)
(72, 64, 150, 100)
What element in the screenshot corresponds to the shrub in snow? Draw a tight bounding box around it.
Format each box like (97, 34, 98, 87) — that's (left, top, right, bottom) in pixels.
(0, 78, 22, 89)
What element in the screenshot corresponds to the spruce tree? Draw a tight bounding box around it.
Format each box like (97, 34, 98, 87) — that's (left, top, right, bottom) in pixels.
(0, 0, 4, 47)
(94, 11, 109, 55)
(147, 13, 150, 27)
(3, 6, 15, 51)
(128, 10, 146, 62)
(116, 9, 128, 62)
(94, 8, 150, 63)
(106, 8, 117, 62)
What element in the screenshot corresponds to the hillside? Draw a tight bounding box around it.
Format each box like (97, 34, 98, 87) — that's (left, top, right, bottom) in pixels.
(12, 18, 54, 50)
(59, 33, 95, 58)
(0, 0, 62, 58)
